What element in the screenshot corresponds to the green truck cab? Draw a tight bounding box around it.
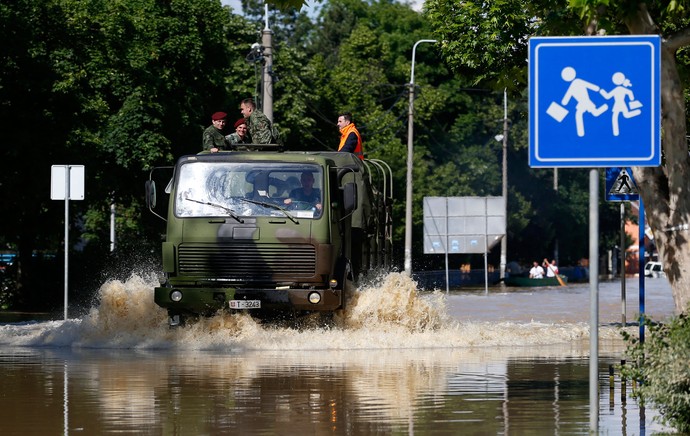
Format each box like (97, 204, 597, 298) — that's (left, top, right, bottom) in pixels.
(146, 150, 392, 326)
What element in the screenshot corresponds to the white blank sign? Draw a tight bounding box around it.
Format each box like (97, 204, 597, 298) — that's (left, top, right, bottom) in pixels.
(423, 196, 505, 254)
(51, 165, 85, 200)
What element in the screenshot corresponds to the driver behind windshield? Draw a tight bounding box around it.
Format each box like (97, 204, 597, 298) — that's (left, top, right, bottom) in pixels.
(245, 171, 271, 201)
(283, 172, 322, 211)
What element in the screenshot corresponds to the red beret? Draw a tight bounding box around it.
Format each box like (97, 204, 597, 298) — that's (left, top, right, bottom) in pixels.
(211, 111, 227, 121)
(234, 118, 247, 128)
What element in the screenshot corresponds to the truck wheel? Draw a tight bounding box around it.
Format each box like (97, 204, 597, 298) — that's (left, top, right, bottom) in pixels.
(338, 259, 355, 310)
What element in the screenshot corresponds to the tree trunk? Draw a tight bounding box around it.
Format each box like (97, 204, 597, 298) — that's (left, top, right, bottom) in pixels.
(628, 7, 690, 314)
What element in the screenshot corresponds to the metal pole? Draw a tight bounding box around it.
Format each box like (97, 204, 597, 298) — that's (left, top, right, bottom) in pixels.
(500, 89, 508, 280)
(404, 39, 436, 276)
(639, 200, 645, 343)
(64, 167, 70, 321)
(554, 168, 559, 263)
(620, 203, 626, 325)
(589, 169, 600, 433)
(261, 3, 273, 122)
(445, 198, 449, 294)
(484, 203, 489, 294)
(110, 200, 116, 252)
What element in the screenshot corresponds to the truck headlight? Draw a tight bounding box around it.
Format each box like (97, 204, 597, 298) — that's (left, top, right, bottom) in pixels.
(170, 290, 183, 302)
(308, 292, 321, 304)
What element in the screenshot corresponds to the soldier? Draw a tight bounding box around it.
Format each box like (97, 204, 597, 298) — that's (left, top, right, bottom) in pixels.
(283, 172, 322, 213)
(240, 98, 274, 144)
(202, 111, 229, 152)
(226, 118, 251, 149)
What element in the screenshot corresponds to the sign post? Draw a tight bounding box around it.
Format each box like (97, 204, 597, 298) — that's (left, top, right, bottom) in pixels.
(606, 166, 640, 327)
(51, 165, 85, 320)
(529, 34, 661, 434)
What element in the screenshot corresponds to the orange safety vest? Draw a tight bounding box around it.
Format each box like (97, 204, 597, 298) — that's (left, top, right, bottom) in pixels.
(338, 123, 363, 160)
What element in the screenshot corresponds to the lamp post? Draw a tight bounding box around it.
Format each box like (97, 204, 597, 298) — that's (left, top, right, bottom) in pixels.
(493, 91, 509, 280)
(405, 39, 436, 276)
(500, 89, 508, 279)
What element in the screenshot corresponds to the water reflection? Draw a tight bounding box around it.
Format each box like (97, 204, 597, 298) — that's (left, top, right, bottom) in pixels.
(0, 347, 669, 435)
(0, 272, 677, 434)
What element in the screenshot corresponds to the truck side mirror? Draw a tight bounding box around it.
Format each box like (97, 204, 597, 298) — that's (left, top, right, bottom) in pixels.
(145, 180, 157, 209)
(343, 182, 357, 214)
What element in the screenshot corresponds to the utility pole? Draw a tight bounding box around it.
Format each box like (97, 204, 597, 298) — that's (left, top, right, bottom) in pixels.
(261, 3, 273, 122)
(500, 89, 508, 280)
(404, 39, 436, 276)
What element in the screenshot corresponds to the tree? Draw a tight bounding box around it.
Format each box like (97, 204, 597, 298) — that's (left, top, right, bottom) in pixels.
(0, 0, 78, 307)
(0, 0, 255, 308)
(583, 2, 690, 313)
(425, 0, 690, 312)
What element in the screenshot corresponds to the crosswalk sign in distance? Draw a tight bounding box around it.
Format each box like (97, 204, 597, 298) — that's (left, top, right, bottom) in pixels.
(606, 167, 639, 202)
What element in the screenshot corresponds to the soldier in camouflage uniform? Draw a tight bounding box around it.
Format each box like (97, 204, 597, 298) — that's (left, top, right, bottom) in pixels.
(225, 118, 251, 150)
(240, 98, 274, 144)
(202, 111, 229, 152)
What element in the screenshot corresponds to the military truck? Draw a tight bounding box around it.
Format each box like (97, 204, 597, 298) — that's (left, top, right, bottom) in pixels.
(145, 149, 392, 326)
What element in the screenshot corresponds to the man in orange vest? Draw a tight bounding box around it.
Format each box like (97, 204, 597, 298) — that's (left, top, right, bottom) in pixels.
(337, 112, 363, 160)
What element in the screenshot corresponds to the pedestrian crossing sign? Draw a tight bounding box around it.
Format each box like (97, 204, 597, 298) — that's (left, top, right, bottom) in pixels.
(606, 167, 639, 201)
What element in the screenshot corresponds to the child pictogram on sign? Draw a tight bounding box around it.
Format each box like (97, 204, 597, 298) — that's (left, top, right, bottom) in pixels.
(547, 67, 608, 137)
(546, 67, 642, 138)
(599, 72, 642, 137)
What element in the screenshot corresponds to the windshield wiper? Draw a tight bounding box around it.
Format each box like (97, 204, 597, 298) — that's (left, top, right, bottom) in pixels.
(185, 196, 244, 223)
(241, 198, 299, 224)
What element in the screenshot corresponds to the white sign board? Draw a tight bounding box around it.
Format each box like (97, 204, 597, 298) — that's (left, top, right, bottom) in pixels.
(51, 165, 85, 200)
(423, 196, 505, 254)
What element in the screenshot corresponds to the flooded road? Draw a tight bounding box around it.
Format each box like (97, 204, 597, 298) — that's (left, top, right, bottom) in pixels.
(0, 272, 677, 434)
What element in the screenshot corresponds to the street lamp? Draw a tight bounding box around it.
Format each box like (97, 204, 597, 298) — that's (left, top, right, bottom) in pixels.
(500, 89, 508, 280)
(493, 91, 509, 280)
(405, 39, 437, 276)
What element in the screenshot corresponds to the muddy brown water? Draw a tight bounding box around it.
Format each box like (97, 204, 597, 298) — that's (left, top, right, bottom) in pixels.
(0, 273, 677, 434)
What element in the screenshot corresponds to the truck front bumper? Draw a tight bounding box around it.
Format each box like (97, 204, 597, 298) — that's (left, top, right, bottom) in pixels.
(154, 286, 343, 316)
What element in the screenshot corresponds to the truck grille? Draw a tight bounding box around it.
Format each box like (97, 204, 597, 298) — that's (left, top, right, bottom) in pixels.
(178, 243, 316, 280)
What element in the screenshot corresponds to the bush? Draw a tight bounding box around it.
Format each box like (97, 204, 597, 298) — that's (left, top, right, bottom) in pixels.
(620, 313, 690, 433)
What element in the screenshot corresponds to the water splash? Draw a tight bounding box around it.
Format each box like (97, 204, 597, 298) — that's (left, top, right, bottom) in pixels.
(334, 272, 447, 332)
(0, 271, 634, 351)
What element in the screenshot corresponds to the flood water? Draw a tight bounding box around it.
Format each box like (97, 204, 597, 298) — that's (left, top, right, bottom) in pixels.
(0, 272, 678, 435)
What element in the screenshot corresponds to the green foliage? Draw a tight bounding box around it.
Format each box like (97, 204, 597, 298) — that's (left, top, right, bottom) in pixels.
(0, 0, 254, 308)
(425, 0, 586, 89)
(570, 0, 690, 30)
(266, 0, 311, 12)
(621, 313, 690, 432)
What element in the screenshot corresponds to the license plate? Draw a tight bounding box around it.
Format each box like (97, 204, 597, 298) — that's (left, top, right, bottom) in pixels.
(229, 300, 261, 309)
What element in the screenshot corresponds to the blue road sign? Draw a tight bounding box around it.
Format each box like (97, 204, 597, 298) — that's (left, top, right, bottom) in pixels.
(529, 35, 661, 168)
(605, 167, 639, 202)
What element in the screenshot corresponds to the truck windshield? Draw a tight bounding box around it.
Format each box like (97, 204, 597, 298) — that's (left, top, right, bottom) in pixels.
(175, 162, 324, 219)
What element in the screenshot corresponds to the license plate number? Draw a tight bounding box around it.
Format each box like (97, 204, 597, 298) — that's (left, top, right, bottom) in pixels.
(229, 300, 261, 309)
